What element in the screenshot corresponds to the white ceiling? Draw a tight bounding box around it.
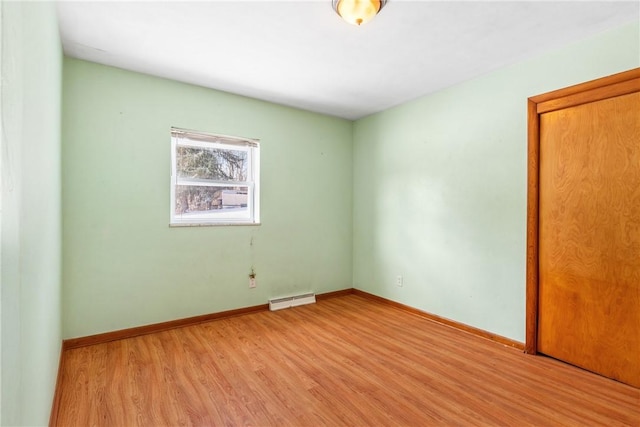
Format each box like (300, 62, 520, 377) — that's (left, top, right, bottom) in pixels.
(57, 1, 639, 120)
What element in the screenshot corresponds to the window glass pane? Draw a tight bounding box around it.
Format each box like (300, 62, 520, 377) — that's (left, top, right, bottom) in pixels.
(176, 145, 248, 181)
(174, 185, 249, 220)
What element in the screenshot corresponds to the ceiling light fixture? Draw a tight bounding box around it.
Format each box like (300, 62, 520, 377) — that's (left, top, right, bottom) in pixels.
(332, 0, 387, 26)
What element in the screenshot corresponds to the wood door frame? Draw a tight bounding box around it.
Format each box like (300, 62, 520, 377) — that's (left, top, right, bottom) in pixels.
(525, 68, 640, 354)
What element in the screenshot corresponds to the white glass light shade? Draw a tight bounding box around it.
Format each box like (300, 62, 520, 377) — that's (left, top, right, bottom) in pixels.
(333, 0, 386, 26)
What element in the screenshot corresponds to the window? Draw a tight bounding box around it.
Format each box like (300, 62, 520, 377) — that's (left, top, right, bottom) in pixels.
(170, 127, 260, 226)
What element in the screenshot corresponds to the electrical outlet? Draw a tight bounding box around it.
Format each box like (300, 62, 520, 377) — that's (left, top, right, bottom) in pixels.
(249, 277, 256, 288)
(396, 275, 403, 287)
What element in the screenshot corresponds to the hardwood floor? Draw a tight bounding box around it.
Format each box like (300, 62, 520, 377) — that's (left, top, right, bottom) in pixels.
(54, 295, 640, 426)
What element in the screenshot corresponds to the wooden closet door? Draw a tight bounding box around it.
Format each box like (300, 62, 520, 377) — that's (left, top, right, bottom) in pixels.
(536, 86, 640, 387)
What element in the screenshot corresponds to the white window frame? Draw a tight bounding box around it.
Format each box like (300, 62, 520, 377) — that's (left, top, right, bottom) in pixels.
(170, 127, 260, 226)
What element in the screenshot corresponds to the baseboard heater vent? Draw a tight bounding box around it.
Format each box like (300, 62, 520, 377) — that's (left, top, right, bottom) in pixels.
(269, 293, 316, 311)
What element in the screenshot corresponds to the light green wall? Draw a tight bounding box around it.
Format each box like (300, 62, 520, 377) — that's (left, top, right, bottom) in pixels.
(1, 2, 62, 426)
(62, 59, 353, 338)
(353, 21, 640, 342)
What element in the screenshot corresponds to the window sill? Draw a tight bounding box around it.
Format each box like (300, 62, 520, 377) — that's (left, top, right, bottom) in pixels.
(169, 222, 261, 227)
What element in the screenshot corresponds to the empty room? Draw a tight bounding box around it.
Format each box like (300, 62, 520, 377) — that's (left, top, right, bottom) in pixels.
(1, 1, 639, 426)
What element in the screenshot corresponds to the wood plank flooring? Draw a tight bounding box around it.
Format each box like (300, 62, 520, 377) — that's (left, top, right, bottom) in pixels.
(54, 295, 640, 426)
